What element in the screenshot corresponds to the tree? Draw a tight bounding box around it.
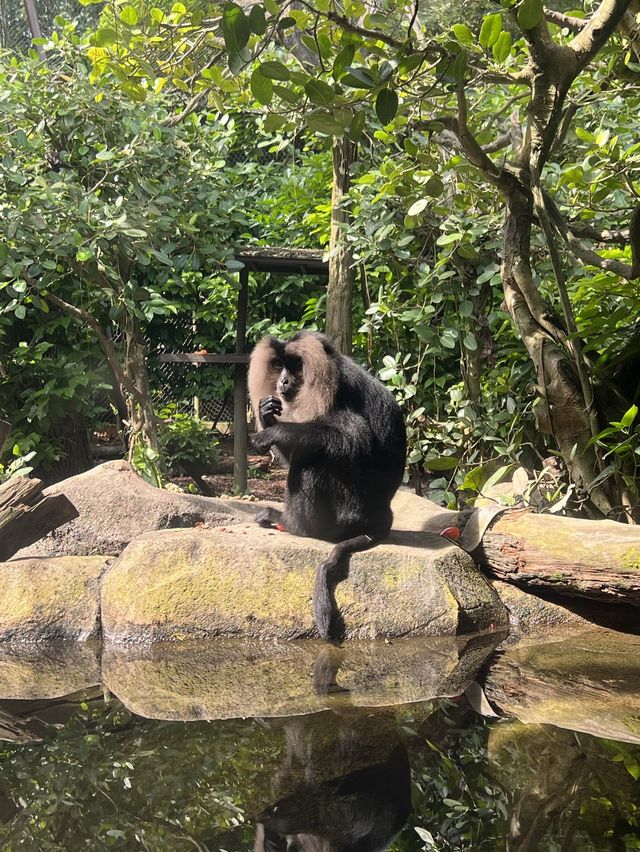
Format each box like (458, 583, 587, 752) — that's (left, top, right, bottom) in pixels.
(45, 2, 640, 512)
(0, 40, 246, 463)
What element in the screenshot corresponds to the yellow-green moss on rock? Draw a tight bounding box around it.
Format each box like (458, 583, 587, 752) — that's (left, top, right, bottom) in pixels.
(0, 556, 106, 641)
(101, 524, 508, 642)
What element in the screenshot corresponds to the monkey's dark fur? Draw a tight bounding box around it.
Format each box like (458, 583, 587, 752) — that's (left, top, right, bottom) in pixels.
(248, 331, 407, 641)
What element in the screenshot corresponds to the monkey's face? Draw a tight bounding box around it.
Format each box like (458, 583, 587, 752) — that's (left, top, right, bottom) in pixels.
(272, 353, 303, 402)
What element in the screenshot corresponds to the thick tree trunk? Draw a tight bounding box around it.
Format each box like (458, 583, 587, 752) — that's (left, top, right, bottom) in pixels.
(0, 476, 77, 560)
(501, 188, 616, 517)
(477, 509, 640, 606)
(325, 136, 357, 355)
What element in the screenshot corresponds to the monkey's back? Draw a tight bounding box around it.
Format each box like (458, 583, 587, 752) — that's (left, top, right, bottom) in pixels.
(284, 353, 406, 542)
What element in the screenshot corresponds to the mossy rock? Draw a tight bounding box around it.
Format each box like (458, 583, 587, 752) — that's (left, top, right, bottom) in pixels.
(101, 524, 508, 642)
(0, 556, 106, 641)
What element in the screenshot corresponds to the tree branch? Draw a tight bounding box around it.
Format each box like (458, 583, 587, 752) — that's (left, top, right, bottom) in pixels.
(544, 9, 586, 33)
(569, 0, 634, 67)
(41, 291, 141, 401)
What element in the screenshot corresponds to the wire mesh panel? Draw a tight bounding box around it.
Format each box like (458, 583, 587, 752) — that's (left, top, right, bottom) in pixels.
(1, 0, 101, 51)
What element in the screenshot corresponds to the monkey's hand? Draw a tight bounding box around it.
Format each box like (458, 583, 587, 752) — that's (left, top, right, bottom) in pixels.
(251, 426, 277, 454)
(259, 395, 282, 428)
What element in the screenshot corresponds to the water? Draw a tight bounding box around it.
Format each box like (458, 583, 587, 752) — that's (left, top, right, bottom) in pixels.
(0, 629, 638, 851)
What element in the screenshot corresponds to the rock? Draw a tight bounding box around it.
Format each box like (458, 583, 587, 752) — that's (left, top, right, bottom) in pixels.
(491, 580, 597, 639)
(0, 556, 106, 641)
(484, 629, 640, 744)
(0, 642, 100, 699)
(13, 461, 243, 558)
(103, 631, 505, 720)
(101, 524, 508, 642)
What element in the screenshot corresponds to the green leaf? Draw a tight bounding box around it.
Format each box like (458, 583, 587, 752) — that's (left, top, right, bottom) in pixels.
(119, 5, 138, 25)
(621, 404, 638, 427)
(306, 113, 345, 136)
(343, 66, 376, 88)
(517, 0, 544, 31)
(304, 79, 335, 106)
(452, 23, 474, 46)
(15, 304, 26, 320)
(424, 456, 459, 471)
(463, 332, 478, 351)
(93, 27, 117, 47)
(222, 3, 250, 54)
(436, 232, 463, 246)
(375, 88, 399, 125)
(263, 113, 286, 132)
(492, 30, 512, 62)
(408, 198, 429, 216)
(333, 44, 355, 79)
(259, 61, 290, 81)
(75, 249, 92, 261)
(250, 67, 273, 104)
(448, 49, 468, 82)
(479, 13, 502, 49)
(248, 4, 267, 35)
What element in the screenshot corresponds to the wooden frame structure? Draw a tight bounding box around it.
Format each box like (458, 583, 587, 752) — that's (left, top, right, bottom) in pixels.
(158, 247, 328, 492)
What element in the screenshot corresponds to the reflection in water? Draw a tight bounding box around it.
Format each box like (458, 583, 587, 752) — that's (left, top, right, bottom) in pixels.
(255, 713, 411, 852)
(0, 630, 639, 848)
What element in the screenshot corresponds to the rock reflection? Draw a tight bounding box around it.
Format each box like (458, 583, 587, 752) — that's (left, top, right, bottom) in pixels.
(103, 630, 505, 720)
(254, 711, 412, 852)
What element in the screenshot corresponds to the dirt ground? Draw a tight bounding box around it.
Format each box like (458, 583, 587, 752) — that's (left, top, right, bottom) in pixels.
(193, 436, 287, 501)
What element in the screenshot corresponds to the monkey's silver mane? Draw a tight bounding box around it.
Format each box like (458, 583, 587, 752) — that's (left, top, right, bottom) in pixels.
(248, 333, 339, 429)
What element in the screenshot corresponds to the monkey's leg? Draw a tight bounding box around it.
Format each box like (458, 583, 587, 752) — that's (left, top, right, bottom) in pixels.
(254, 506, 284, 528)
(313, 534, 377, 642)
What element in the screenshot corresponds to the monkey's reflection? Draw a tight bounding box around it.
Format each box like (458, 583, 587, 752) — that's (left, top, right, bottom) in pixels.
(254, 708, 411, 852)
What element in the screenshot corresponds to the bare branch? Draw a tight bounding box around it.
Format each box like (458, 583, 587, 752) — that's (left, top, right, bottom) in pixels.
(544, 9, 587, 33)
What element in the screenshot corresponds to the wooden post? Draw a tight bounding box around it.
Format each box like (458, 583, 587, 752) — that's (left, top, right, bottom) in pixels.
(233, 268, 249, 493)
(22, 0, 44, 60)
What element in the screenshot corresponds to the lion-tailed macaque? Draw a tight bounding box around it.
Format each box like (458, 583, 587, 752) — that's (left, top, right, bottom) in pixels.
(248, 331, 407, 641)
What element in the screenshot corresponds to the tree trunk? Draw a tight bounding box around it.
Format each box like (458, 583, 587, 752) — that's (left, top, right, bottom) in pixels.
(0, 476, 77, 561)
(476, 509, 640, 606)
(37, 411, 93, 486)
(500, 187, 616, 517)
(325, 136, 357, 355)
(0, 420, 9, 455)
(123, 315, 160, 457)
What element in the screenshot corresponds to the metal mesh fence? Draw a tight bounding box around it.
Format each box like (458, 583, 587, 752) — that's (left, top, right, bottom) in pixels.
(1, 0, 101, 51)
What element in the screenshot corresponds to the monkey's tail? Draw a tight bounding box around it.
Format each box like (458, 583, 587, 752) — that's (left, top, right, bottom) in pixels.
(313, 555, 350, 642)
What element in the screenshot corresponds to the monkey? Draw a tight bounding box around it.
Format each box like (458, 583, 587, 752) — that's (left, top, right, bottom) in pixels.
(248, 331, 407, 641)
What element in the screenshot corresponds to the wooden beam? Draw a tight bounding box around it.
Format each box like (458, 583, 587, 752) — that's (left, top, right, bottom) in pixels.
(157, 353, 250, 364)
(0, 477, 78, 561)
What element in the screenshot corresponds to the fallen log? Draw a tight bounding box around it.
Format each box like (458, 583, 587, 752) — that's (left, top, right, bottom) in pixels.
(0, 477, 78, 561)
(476, 510, 640, 607)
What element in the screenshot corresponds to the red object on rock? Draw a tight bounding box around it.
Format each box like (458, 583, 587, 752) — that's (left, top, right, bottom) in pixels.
(440, 526, 461, 540)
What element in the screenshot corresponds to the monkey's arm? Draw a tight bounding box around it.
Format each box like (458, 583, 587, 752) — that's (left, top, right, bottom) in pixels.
(251, 413, 371, 460)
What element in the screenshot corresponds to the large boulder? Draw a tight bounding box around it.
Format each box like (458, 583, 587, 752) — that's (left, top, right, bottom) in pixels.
(13, 461, 243, 558)
(101, 523, 508, 642)
(0, 556, 106, 641)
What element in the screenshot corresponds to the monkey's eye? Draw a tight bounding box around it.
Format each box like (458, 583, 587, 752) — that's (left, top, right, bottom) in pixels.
(272, 359, 283, 370)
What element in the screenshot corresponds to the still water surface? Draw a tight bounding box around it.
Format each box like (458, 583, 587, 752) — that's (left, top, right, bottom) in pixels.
(0, 630, 638, 851)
